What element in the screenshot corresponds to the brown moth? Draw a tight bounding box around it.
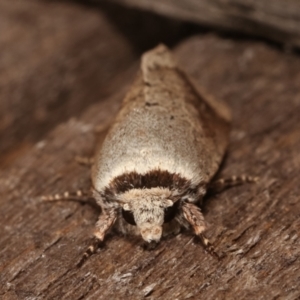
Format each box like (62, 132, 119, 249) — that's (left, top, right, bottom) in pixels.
(90, 44, 231, 247)
(44, 44, 257, 263)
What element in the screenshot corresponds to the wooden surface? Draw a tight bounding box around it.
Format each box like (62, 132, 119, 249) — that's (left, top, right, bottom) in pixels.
(107, 0, 300, 49)
(0, 0, 199, 166)
(1, 1, 300, 299)
(0, 0, 189, 167)
(0, 0, 136, 167)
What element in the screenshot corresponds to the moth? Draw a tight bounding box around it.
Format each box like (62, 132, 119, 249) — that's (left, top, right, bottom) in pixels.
(44, 44, 256, 263)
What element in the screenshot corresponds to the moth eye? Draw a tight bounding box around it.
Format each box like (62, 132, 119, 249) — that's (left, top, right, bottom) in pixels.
(122, 209, 136, 226)
(164, 206, 176, 223)
(164, 201, 179, 223)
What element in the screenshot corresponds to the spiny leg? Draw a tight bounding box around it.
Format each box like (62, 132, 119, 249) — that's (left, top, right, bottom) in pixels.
(41, 189, 101, 213)
(208, 175, 259, 194)
(41, 189, 92, 204)
(94, 208, 117, 241)
(77, 208, 117, 267)
(181, 202, 218, 258)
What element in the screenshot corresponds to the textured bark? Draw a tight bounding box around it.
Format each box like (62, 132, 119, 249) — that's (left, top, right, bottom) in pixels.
(107, 0, 300, 49)
(0, 0, 198, 169)
(1, 13, 300, 300)
(0, 0, 137, 167)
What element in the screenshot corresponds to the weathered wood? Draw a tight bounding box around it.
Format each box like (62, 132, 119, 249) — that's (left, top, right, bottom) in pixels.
(1, 34, 300, 299)
(0, 0, 195, 169)
(106, 0, 300, 49)
(0, 0, 136, 166)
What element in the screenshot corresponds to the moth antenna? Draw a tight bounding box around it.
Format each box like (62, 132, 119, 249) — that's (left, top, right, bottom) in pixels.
(208, 175, 259, 194)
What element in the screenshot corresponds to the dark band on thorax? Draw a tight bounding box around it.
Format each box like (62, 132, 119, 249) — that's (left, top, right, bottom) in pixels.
(104, 169, 193, 198)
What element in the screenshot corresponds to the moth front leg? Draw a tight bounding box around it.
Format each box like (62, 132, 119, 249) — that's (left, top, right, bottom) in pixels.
(91, 189, 118, 241)
(77, 207, 117, 267)
(181, 202, 218, 258)
(94, 207, 117, 241)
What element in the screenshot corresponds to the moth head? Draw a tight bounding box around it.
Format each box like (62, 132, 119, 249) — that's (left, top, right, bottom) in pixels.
(121, 188, 174, 243)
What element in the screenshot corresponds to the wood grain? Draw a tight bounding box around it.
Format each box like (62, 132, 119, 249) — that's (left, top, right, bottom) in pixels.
(0, 0, 136, 166)
(107, 0, 300, 49)
(1, 31, 300, 300)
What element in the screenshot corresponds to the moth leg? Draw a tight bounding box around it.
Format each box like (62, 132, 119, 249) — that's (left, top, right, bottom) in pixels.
(181, 202, 218, 258)
(208, 175, 259, 194)
(41, 189, 100, 214)
(41, 189, 91, 203)
(77, 236, 102, 267)
(94, 208, 117, 241)
(75, 155, 95, 166)
(77, 208, 117, 267)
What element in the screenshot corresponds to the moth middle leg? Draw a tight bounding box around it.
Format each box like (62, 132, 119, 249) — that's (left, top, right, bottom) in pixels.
(181, 202, 218, 258)
(41, 189, 92, 203)
(208, 175, 259, 194)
